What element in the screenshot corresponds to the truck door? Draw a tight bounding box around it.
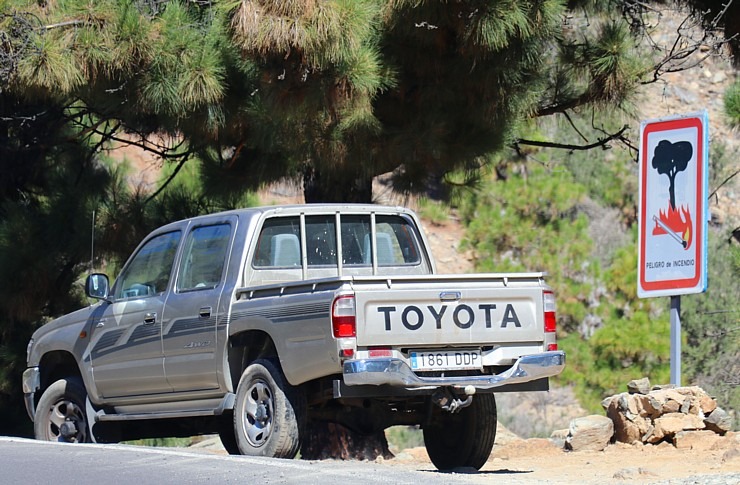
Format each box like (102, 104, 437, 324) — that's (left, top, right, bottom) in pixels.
(90, 230, 181, 398)
(162, 221, 233, 392)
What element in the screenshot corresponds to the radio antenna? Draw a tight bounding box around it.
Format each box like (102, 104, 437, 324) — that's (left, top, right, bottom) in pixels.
(90, 210, 96, 272)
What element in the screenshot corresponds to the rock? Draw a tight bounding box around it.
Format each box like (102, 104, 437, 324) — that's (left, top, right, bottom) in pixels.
(550, 428, 569, 449)
(654, 412, 705, 437)
(601, 395, 617, 412)
(604, 385, 727, 447)
(632, 415, 651, 436)
(618, 394, 633, 414)
(613, 467, 657, 480)
(699, 394, 718, 415)
(633, 394, 661, 418)
(662, 399, 681, 414)
(627, 377, 651, 395)
(642, 424, 655, 443)
(704, 407, 733, 435)
(651, 389, 686, 414)
(607, 398, 643, 444)
(566, 415, 614, 452)
(713, 72, 727, 84)
(673, 430, 724, 450)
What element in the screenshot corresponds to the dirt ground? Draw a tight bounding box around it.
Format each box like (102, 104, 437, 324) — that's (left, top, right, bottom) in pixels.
(384, 431, 740, 484)
(188, 426, 740, 484)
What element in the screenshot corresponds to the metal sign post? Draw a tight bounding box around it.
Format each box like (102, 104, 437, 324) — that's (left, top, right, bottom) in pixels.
(637, 111, 709, 387)
(670, 295, 681, 386)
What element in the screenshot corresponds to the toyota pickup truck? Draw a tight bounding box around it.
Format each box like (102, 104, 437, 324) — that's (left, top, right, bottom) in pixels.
(22, 204, 564, 470)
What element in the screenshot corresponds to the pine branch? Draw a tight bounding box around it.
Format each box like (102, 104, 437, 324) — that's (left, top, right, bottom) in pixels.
(144, 154, 193, 204)
(40, 20, 85, 30)
(641, 3, 735, 84)
(513, 125, 629, 152)
(710, 169, 740, 200)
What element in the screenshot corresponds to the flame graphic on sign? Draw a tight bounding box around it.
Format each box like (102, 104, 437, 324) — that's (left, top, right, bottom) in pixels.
(653, 204, 693, 250)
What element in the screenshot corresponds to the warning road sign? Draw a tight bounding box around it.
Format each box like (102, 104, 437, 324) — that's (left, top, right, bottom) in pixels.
(638, 112, 708, 298)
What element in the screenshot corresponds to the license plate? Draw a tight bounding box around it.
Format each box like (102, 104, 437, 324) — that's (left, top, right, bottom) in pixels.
(410, 349, 482, 371)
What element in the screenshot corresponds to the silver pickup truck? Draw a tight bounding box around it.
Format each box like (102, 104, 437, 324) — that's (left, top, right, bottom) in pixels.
(22, 204, 564, 470)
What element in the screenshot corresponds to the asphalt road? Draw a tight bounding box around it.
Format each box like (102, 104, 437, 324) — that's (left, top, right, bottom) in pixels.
(0, 437, 470, 485)
(5, 436, 739, 485)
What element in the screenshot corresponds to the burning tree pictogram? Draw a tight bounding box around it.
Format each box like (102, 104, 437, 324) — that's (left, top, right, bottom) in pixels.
(651, 140, 692, 210)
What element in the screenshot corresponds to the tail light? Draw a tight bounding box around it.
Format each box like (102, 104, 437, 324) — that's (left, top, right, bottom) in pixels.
(332, 295, 356, 338)
(543, 291, 557, 333)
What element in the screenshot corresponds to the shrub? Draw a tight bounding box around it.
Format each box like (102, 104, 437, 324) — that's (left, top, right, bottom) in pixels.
(724, 79, 740, 126)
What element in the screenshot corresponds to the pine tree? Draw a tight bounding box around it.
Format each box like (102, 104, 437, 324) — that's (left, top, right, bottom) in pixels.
(2, 0, 682, 203)
(0, 0, 734, 448)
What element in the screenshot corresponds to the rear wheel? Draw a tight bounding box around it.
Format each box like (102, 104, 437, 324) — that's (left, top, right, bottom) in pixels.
(233, 359, 304, 458)
(34, 377, 91, 443)
(423, 393, 497, 470)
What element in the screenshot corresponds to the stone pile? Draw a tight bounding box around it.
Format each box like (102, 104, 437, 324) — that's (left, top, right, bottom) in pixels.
(601, 377, 733, 446)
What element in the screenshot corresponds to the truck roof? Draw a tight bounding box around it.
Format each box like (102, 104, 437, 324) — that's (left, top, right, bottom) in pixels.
(160, 203, 418, 228)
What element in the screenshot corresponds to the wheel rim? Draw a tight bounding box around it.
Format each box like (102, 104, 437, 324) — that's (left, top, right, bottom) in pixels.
(242, 378, 274, 447)
(45, 398, 87, 443)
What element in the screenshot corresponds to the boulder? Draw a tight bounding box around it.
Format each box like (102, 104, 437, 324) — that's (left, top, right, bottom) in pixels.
(633, 394, 661, 419)
(673, 430, 724, 450)
(566, 415, 614, 452)
(601, 395, 617, 412)
(604, 383, 728, 446)
(627, 377, 651, 395)
(606, 398, 643, 444)
(699, 394, 718, 415)
(654, 412, 705, 437)
(550, 428, 569, 449)
(704, 407, 733, 435)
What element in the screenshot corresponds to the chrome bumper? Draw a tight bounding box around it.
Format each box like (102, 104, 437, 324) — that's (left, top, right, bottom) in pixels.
(22, 367, 40, 421)
(343, 351, 565, 390)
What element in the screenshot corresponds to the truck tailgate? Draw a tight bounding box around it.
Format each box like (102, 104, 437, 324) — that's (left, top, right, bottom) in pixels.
(351, 275, 547, 347)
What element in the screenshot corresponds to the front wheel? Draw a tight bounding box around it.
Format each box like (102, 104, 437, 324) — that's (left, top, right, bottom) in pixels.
(423, 393, 497, 471)
(34, 377, 91, 443)
(233, 359, 304, 458)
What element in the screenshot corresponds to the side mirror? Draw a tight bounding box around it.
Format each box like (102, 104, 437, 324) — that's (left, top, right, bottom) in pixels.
(85, 273, 110, 301)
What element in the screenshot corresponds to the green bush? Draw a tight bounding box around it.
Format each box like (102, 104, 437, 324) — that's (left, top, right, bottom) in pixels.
(682, 234, 740, 429)
(415, 197, 450, 225)
(385, 426, 424, 452)
(724, 79, 740, 126)
(460, 163, 596, 334)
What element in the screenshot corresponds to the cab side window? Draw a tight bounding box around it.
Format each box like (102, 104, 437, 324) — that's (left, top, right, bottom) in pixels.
(375, 215, 421, 266)
(253, 217, 301, 268)
(115, 231, 181, 299)
(305, 216, 337, 266)
(177, 224, 231, 292)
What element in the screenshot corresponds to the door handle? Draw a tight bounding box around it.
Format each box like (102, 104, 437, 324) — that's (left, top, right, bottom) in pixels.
(143, 312, 157, 326)
(199, 307, 212, 318)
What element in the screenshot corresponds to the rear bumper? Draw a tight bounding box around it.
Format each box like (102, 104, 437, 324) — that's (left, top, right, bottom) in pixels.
(343, 351, 565, 390)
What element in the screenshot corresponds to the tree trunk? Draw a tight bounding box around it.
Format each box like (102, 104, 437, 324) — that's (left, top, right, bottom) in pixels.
(300, 420, 394, 461)
(303, 166, 373, 203)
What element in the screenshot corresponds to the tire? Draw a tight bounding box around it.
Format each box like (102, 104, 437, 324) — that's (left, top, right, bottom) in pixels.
(34, 377, 91, 443)
(233, 359, 304, 458)
(423, 393, 497, 471)
(217, 412, 240, 455)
